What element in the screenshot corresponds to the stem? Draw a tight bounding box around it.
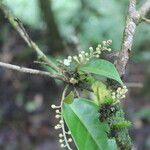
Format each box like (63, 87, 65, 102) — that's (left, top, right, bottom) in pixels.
(60, 85, 72, 150)
(0, 4, 61, 73)
(115, 0, 150, 77)
(141, 17, 150, 24)
(0, 62, 65, 81)
(74, 87, 80, 98)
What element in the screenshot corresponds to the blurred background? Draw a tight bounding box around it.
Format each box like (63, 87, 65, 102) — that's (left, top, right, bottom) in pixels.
(0, 0, 150, 150)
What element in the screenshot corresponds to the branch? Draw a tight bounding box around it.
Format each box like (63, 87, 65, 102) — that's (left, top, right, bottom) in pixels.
(0, 62, 64, 80)
(141, 17, 150, 24)
(0, 4, 61, 73)
(115, 0, 137, 76)
(125, 82, 143, 88)
(38, 0, 65, 54)
(115, 0, 150, 77)
(138, 0, 150, 17)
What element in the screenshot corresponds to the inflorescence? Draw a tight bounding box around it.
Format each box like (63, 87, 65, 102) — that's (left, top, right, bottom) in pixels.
(111, 86, 128, 103)
(50, 40, 128, 149)
(51, 104, 72, 150)
(61, 40, 112, 67)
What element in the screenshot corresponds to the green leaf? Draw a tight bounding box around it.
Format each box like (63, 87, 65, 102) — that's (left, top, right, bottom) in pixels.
(79, 59, 123, 85)
(92, 81, 113, 105)
(63, 98, 117, 150)
(64, 91, 74, 104)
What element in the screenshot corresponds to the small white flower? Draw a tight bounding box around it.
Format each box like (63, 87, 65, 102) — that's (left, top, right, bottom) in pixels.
(122, 95, 126, 98)
(123, 85, 127, 89)
(79, 54, 82, 58)
(59, 134, 63, 138)
(124, 88, 128, 92)
(96, 47, 100, 51)
(63, 59, 70, 66)
(112, 95, 116, 99)
(89, 47, 93, 52)
(117, 87, 121, 92)
(68, 138, 72, 142)
(59, 139, 64, 143)
(59, 120, 63, 124)
(103, 41, 106, 45)
(73, 56, 79, 62)
(97, 50, 101, 54)
(85, 53, 89, 56)
(96, 55, 99, 58)
(81, 51, 85, 54)
(70, 78, 78, 84)
(55, 115, 61, 118)
(54, 125, 61, 130)
(51, 104, 56, 109)
(51, 104, 60, 109)
(60, 144, 65, 148)
(73, 56, 77, 59)
(107, 48, 111, 52)
(98, 44, 101, 48)
(107, 40, 112, 44)
(116, 94, 120, 99)
(68, 56, 72, 60)
(112, 92, 116, 95)
(56, 109, 60, 113)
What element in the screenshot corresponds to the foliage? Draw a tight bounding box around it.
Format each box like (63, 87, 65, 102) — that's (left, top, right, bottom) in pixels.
(63, 98, 117, 150)
(80, 59, 123, 85)
(50, 41, 131, 150)
(0, 1, 136, 149)
(3, 0, 150, 51)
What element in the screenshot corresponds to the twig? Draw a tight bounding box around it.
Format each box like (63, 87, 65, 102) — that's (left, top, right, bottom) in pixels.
(0, 4, 61, 73)
(141, 17, 150, 24)
(125, 82, 143, 88)
(138, 0, 150, 18)
(74, 87, 80, 98)
(0, 62, 64, 80)
(60, 85, 72, 150)
(34, 61, 52, 67)
(116, 0, 150, 77)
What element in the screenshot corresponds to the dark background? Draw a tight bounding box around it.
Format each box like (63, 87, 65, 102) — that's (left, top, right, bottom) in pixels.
(0, 0, 150, 150)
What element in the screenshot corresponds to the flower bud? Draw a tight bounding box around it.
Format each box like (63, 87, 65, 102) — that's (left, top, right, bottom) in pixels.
(59, 139, 64, 143)
(68, 138, 72, 142)
(59, 133, 63, 138)
(89, 47, 93, 52)
(56, 109, 60, 113)
(51, 104, 56, 109)
(60, 144, 65, 148)
(55, 115, 61, 118)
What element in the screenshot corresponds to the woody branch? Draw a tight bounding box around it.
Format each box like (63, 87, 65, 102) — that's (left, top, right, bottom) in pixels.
(116, 0, 150, 77)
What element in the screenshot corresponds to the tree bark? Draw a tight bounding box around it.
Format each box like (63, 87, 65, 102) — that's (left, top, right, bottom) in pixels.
(115, 0, 150, 77)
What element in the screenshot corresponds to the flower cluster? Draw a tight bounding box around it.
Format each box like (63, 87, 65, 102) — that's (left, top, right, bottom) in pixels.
(62, 40, 112, 67)
(51, 104, 72, 149)
(111, 86, 128, 102)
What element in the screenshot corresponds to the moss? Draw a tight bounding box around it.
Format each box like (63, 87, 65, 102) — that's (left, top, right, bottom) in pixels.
(99, 104, 132, 150)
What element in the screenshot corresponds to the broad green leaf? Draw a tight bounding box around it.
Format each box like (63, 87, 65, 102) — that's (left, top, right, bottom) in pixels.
(79, 59, 123, 85)
(92, 81, 113, 105)
(64, 91, 74, 104)
(63, 98, 117, 150)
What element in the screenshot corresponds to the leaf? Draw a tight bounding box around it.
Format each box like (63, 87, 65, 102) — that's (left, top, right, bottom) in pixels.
(63, 98, 117, 150)
(64, 91, 74, 104)
(92, 81, 113, 105)
(79, 59, 123, 85)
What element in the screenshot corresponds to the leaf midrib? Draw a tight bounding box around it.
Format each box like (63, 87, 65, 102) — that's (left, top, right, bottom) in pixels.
(70, 104, 104, 150)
